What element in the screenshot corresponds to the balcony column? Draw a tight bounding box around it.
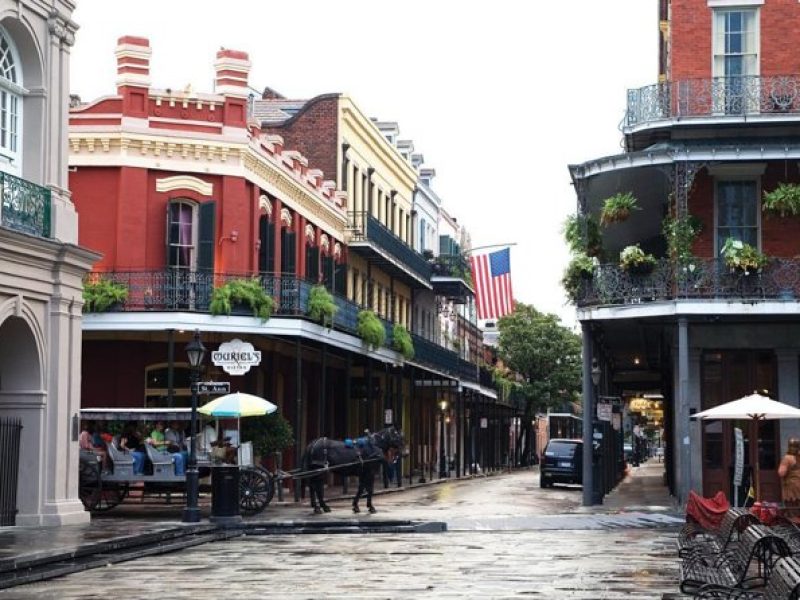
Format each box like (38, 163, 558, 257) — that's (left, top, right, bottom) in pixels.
(676, 317, 690, 503)
(294, 338, 303, 503)
(456, 383, 463, 478)
(581, 321, 595, 506)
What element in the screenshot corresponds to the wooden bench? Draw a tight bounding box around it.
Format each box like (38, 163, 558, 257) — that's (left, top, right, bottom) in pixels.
(696, 555, 800, 599)
(680, 524, 792, 595)
(144, 443, 181, 478)
(679, 508, 761, 558)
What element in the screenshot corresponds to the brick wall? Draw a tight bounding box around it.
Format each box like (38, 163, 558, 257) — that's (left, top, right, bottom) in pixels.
(671, 0, 800, 80)
(262, 95, 339, 184)
(690, 165, 800, 258)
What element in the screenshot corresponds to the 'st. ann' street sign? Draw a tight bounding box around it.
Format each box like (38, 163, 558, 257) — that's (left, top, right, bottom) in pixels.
(196, 381, 230, 395)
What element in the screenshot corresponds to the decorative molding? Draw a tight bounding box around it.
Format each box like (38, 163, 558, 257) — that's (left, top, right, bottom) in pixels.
(333, 242, 342, 260)
(281, 207, 293, 228)
(259, 194, 272, 217)
(155, 175, 213, 196)
(707, 0, 763, 6)
(320, 234, 330, 254)
(305, 223, 315, 242)
(707, 162, 767, 177)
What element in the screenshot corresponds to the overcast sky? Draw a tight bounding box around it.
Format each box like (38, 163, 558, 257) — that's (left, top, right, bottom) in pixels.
(70, 0, 657, 327)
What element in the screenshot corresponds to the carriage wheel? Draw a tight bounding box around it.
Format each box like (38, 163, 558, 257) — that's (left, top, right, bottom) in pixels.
(239, 467, 274, 514)
(92, 481, 130, 512)
(78, 458, 101, 511)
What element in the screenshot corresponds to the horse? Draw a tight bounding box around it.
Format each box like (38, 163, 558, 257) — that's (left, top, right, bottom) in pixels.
(301, 427, 406, 514)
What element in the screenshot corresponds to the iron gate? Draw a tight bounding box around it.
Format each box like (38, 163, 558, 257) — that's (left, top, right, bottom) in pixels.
(0, 417, 22, 526)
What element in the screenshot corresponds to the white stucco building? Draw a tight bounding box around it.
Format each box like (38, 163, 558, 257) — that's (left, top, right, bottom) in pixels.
(0, 0, 97, 526)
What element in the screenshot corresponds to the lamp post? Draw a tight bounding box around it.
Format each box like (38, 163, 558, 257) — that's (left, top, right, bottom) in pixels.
(183, 329, 206, 523)
(439, 398, 448, 478)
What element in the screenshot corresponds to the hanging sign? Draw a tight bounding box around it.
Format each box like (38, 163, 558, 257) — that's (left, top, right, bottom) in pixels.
(733, 427, 744, 487)
(597, 402, 612, 422)
(212, 339, 261, 375)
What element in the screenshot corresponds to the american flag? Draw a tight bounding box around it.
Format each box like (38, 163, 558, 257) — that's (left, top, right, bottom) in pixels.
(469, 248, 514, 320)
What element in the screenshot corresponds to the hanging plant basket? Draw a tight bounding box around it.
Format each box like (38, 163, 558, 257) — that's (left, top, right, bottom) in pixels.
(763, 183, 800, 218)
(600, 192, 639, 226)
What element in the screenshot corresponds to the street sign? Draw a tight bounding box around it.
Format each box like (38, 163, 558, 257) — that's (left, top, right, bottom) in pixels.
(597, 402, 612, 422)
(197, 381, 230, 395)
(384, 409, 393, 425)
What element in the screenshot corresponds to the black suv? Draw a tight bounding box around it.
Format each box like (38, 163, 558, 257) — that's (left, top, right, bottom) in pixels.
(540, 438, 583, 488)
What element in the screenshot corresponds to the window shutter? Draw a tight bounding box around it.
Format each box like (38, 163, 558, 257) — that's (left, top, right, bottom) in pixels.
(282, 229, 296, 274)
(197, 201, 216, 272)
(306, 246, 319, 282)
(259, 215, 274, 273)
(335, 262, 346, 296)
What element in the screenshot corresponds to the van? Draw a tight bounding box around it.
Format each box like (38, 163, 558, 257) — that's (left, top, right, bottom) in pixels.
(540, 438, 583, 488)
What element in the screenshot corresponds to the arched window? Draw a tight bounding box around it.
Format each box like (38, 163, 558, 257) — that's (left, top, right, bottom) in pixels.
(167, 200, 198, 269)
(0, 28, 22, 170)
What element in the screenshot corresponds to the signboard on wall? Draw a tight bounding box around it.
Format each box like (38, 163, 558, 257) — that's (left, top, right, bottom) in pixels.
(734, 427, 744, 487)
(597, 402, 612, 422)
(384, 409, 393, 425)
(480, 417, 488, 429)
(212, 339, 262, 375)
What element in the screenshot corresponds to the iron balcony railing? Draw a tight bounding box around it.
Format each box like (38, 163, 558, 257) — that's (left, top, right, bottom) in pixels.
(625, 75, 800, 128)
(0, 171, 51, 238)
(348, 211, 432, 282)
(85, 270, 478, 383)
(431, 253, 471, 281)
(576, 258, 800, 307)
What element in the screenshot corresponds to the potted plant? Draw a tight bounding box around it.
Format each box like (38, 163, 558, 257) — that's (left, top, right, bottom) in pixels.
(83, 276, 128, 312)
(392, 324, 415, 360)
(210, 278, 274, 321)
(600, 192, 639, 226)
(561, 253, 596, 303)
(307, 284, 338, 328)
(619, 244, 657, 274)
(720, 238, 768, 275)
(763, 183, 800, 218)
(357, 309, 386, 348)
(563, 213, 603, 257)
(240, 412, 294, 469)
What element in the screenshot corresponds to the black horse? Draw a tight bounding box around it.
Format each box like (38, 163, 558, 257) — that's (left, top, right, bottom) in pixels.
(301, 427, 406, 514)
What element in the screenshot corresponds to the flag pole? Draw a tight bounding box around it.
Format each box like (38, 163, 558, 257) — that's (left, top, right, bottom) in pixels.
(465, 242, 518, 255)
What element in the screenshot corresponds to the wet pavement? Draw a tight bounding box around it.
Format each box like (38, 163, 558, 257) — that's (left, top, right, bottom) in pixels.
(0, 461, 689, 599)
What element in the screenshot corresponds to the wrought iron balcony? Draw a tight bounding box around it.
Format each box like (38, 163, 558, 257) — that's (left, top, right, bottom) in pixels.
(348, 211, 432, 285)
(625, 75, 800, 129)
(431, 254, 474, 299)
(84, 270, 480, 383)
(0, 171, 51, 238)
(576, 258, 800, 307)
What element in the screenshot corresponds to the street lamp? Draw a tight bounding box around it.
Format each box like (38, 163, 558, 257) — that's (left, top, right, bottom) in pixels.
(183, 329, 206, 523)
(439, 397, 448, 478)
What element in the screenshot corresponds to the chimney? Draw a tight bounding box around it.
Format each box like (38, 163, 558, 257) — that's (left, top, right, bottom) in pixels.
(214, 48, 251, 99)
(115, 36, 151, 118)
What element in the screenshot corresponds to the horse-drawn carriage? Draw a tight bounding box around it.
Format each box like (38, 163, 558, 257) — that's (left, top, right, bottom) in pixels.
(77, 408, 274, 515)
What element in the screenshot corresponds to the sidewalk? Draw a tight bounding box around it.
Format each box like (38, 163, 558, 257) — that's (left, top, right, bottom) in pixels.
(600, 458, 680, 514)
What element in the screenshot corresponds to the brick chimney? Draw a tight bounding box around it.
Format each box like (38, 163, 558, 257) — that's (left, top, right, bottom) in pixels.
(215, 48, 251, 128)
(115, 36, 151, 118)
(215, 48, 251, 98)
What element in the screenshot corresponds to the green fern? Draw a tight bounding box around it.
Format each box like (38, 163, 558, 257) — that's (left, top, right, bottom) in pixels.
(392, 324, 415, 359)
(307, 285, 338, 328)
(83, 277, 128, 312)
(357, 309, 386, 348)
(210, 278, 274, 322)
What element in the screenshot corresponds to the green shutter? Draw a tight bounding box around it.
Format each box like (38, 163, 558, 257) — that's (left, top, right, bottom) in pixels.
(282, 230, 296, 274)
(197, 201, 216, 272)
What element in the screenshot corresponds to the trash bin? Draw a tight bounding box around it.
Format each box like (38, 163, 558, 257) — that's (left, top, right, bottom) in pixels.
(210, 465, 241, 524)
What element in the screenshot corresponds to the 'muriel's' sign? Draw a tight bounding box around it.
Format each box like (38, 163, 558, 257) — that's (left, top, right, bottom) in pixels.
(212, 339, 262, 375)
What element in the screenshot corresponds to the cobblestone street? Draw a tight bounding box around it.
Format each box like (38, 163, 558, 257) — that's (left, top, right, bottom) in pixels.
(1, 464, 687, 599)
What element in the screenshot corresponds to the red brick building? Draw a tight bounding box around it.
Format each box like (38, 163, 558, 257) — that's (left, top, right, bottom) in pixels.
(570, 0, 800, 504)
(70, 37, 514, 489)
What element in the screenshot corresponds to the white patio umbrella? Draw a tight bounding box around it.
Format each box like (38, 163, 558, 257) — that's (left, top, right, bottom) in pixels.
(693, 393, 800, 502)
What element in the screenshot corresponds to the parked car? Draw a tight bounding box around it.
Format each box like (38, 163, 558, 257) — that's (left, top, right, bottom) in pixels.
(540, 438, 582, 488)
